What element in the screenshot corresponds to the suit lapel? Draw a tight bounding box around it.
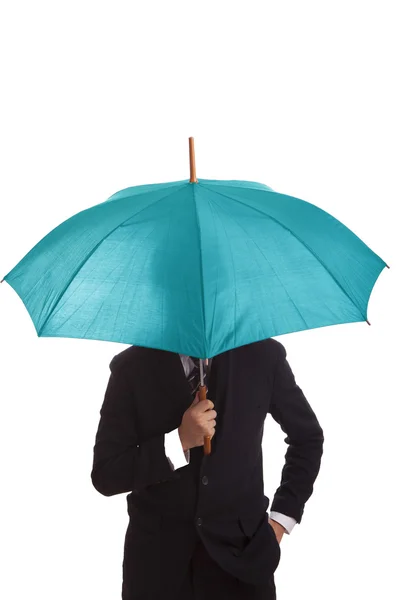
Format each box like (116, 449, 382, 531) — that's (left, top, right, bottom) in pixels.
(142, 348, 224, 431)
(154, 349, 194, 416)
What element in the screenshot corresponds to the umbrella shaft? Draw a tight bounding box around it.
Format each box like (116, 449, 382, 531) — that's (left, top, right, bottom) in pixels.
(199, 358, 204, 387)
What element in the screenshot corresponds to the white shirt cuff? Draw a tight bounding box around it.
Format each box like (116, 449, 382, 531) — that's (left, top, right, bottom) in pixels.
(164, 428, 190, 470)
(269, 511, 297, 534)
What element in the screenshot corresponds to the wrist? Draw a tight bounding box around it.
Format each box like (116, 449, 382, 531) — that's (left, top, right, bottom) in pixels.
(270, 518, 286, 531)
(178, 426, 189, 452)
(269, 518, 285, 543)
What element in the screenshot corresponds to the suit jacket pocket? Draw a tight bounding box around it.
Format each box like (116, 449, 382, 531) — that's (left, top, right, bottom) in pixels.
(239, 513, 281, 560)
(235, 512, 281, 581)
(267, 521, 281, 558)
(238, 513, 264, 539)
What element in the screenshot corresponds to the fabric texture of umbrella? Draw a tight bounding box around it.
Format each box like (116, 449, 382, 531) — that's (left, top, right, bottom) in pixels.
(1, 175, 387, 358)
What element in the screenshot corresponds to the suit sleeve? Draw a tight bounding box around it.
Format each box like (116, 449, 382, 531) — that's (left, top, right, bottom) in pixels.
(90, 358, 177, 497)
(268, 344, 324, 523)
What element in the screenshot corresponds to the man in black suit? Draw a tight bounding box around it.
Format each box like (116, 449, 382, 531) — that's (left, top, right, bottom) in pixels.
(91, 337, 324, 599)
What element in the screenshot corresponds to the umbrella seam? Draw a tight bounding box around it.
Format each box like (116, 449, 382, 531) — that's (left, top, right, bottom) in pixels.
(104, 180, 187, 204)
(206, 200, 223, 356)
(198, 183, 366, 321)
(199, 178, 276, 194)
(191, 184, 208, 357)
(47, 224, 158, 334)
(108, 229, 157, 340)
(204, 190, 308, 334)
(88, 231, 158, 338)
(37, 184, 188, 336)
(209, 201, 239, 350)
(160, 205, 176, 350)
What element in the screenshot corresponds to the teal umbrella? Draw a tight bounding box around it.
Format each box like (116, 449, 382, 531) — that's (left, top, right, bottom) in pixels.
(1, 137, 388, 453)
(1, 139, 388, 358)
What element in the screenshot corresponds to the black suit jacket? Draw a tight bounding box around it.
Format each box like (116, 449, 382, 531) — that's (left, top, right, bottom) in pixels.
(91, 338, 324, 597)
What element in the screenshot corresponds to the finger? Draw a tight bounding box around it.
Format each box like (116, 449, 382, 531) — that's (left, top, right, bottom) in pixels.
(197, 400, 214, 413)
(204, 410, 217, 420)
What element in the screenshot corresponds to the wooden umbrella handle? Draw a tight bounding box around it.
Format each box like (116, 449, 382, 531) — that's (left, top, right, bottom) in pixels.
(199, 384, 211, 455)
(189, 137, 198, 183)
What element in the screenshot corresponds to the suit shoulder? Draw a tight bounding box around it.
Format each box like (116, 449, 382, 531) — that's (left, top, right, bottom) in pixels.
(260, 337, 287, 359)
(109, 345, 144, 372)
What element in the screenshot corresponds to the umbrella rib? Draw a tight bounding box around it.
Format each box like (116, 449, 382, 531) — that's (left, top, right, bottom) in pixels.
(104, 180, 186, 204)
(206, 192, 308, 332)
(160, 204, 176, 350)
(198, 183, 366, 320)
(37, 184, 187, 336)
(200, 179, 277, 194)
(56, 229, 155, 336)
(191, 184, 207, 356)
(205, 201, 223, 354)
(210, 202, 239, 348)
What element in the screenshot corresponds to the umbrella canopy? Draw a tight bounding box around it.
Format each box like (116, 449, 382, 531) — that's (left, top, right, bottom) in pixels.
(1, 176, 387, 358)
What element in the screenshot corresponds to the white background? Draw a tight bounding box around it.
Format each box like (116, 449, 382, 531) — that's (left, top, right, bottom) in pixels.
(0, 1, 399, 599)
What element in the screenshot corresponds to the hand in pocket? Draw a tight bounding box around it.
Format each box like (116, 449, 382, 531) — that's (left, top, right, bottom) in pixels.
(268, 518, 285, 544)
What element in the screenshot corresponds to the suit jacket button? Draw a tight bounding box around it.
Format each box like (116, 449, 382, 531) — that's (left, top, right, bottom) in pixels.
(196, 517, 202, 526)
(202, 476, 209, 485)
